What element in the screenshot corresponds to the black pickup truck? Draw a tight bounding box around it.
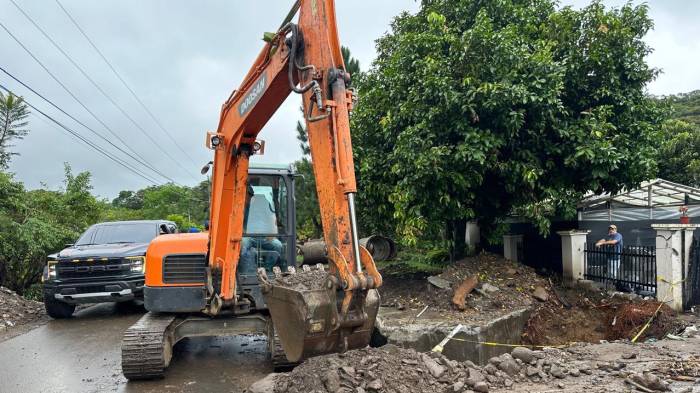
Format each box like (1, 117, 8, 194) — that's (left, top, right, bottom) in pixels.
(42, 220, 178, 318)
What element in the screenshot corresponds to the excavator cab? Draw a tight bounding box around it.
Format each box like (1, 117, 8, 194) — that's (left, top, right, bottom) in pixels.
(237, 165, 297, 309)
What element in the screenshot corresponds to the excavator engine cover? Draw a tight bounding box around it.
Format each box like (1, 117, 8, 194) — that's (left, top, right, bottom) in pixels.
(257, 266, 379, 362)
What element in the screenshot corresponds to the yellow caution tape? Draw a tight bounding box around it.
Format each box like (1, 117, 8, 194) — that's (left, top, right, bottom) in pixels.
(446, 338, 570, 349)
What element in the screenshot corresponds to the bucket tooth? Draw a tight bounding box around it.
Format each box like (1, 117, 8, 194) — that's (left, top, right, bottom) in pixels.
(315, 263, 325, 271)
(287, 266, 296, 274)
(302, 264, 311, 272)
(272, 266, 282, 278)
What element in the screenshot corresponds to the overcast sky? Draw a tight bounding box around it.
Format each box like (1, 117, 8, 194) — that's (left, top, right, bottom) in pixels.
(1, 0, 698, 199)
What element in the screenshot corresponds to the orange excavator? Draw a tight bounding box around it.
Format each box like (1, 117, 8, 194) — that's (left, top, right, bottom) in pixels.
(121, 0, 382, 379)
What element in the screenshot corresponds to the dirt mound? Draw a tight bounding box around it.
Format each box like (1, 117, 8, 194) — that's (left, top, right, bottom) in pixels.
(523, 286, 682, 346)
(379, 253, 548, 324)
(607, 301, 681, 341)
(0, 286, 46, 339)
(273, 270, 329, 291)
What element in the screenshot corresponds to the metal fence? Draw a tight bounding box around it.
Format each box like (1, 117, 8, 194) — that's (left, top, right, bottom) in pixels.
(685, 238, 700, 310)
(584, 244, 656, 295)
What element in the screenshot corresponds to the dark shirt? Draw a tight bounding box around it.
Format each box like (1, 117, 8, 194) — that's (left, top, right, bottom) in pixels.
(606, 232, 623, 254)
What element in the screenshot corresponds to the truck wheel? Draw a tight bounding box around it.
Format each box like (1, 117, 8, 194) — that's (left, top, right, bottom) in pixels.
(43, 295, 75, 319)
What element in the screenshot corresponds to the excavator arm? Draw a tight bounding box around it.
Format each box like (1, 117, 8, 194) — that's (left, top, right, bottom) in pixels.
(208, 0, 381, 306)
(205, 0, 382, 358)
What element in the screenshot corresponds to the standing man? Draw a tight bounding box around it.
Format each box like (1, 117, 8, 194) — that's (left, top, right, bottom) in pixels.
(596, 224, 624, 285)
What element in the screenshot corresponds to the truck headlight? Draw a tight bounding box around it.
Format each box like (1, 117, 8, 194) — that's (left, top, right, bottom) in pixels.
(127, 256, 146, 273)
(47, 261, 57, 279)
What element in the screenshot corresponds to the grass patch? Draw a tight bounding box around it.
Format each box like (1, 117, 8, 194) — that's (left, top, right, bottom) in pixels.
(378, 246, 450, 277)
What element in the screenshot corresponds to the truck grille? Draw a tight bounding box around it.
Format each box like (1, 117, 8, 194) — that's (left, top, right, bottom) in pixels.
(57, 258, 130, 278)
(162, 254, 206, 284)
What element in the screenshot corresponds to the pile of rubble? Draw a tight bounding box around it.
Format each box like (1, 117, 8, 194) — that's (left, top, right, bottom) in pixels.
(0, 286, 45, 338)
(247, 335, 700, 393)
(379, 253, 550, 324)
(289, 344, 612, 393)
(523, 284, 684, 346)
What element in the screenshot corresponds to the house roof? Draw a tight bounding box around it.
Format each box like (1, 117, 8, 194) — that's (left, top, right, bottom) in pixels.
(578, 179, 700, 209)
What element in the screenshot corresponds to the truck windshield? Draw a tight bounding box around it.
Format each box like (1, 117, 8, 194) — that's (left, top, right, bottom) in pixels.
(76, 223, 157, 245)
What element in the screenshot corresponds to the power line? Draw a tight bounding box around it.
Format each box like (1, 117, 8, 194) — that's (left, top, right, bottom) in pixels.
(9, 0, 200, 182)
(0, 19, 178, 184)
(0, 82, 160, 185)
(54, 0, 202, 170)
(0, 64, 173, 184)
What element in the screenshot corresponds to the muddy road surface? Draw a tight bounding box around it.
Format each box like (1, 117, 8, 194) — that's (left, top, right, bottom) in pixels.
(0, 303, 272, 393)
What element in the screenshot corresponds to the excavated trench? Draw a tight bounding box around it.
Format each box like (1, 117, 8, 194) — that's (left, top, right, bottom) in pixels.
(372, 305, 533, 365)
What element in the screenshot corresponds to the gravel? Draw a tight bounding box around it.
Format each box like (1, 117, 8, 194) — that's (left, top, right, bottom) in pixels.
(272, 270, 330, 291)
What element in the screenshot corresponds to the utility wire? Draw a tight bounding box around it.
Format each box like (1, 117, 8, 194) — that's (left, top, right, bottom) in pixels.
(54, 0, 202, 170)
(0, 65, 168, 186)
(0, 20, 177, 184)
(9, 0, 200, 181)
(0, 82, 160, 185)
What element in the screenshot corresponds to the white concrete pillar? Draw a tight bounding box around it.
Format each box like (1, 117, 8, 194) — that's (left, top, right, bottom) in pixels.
(503, 234, 523, 263)
(652, 224, 699, 311)
(465, 221, 480, 249)
(557, 230, 591, 282)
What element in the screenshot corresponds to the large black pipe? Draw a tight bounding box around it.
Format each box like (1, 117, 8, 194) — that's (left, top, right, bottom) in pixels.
(298, 235, 397, 265)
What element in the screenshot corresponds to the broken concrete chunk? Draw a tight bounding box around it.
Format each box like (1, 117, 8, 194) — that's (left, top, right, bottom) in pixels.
(511, 347, 536, 364)
(630, 372, 671, 392)
(324, 369, 341, 391)
(480, 283, 500, 294)
(428, 276, 451, 289)
(468, 368, 485, 383)
(341, 366, 356, 376)
(366, 379, 383, 391)
(422, 354, 446, 378)
(525, 366, 540, 377)
(550, 365, 566, 379)
(497, 359, 521, 376)
(532, 286, 549, 302)
(473, 381, 489, 392)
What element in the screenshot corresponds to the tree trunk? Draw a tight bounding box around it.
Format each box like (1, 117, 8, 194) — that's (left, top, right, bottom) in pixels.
(448, 218, 468, 263)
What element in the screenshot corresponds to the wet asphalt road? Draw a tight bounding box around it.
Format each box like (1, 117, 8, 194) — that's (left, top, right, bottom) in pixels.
(0, 304, 272, 393)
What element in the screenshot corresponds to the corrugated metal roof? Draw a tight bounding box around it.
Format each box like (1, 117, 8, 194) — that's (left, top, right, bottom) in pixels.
(579, 179, 700, 209)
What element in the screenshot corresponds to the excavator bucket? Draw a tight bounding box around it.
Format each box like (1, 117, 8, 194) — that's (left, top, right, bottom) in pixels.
(257, 265, 380, 363)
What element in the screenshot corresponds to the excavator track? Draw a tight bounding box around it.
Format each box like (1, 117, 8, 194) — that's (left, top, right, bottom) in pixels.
(121, 312, 179, 380)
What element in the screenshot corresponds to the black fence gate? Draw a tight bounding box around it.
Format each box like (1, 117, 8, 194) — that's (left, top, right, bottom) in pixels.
(584, 244, 656, 295)
(685, 238, 700, 310)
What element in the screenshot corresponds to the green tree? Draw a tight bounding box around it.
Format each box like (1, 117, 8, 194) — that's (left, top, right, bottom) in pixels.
(657, 119, 700, 187)
(342, 46, 361, 77)
(112, 190, 144, 210)
(666, 90, 700, 127)
(0, 92, 30, 169)
(0, 166, 102, 294)
(351, 0, 665, 259)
